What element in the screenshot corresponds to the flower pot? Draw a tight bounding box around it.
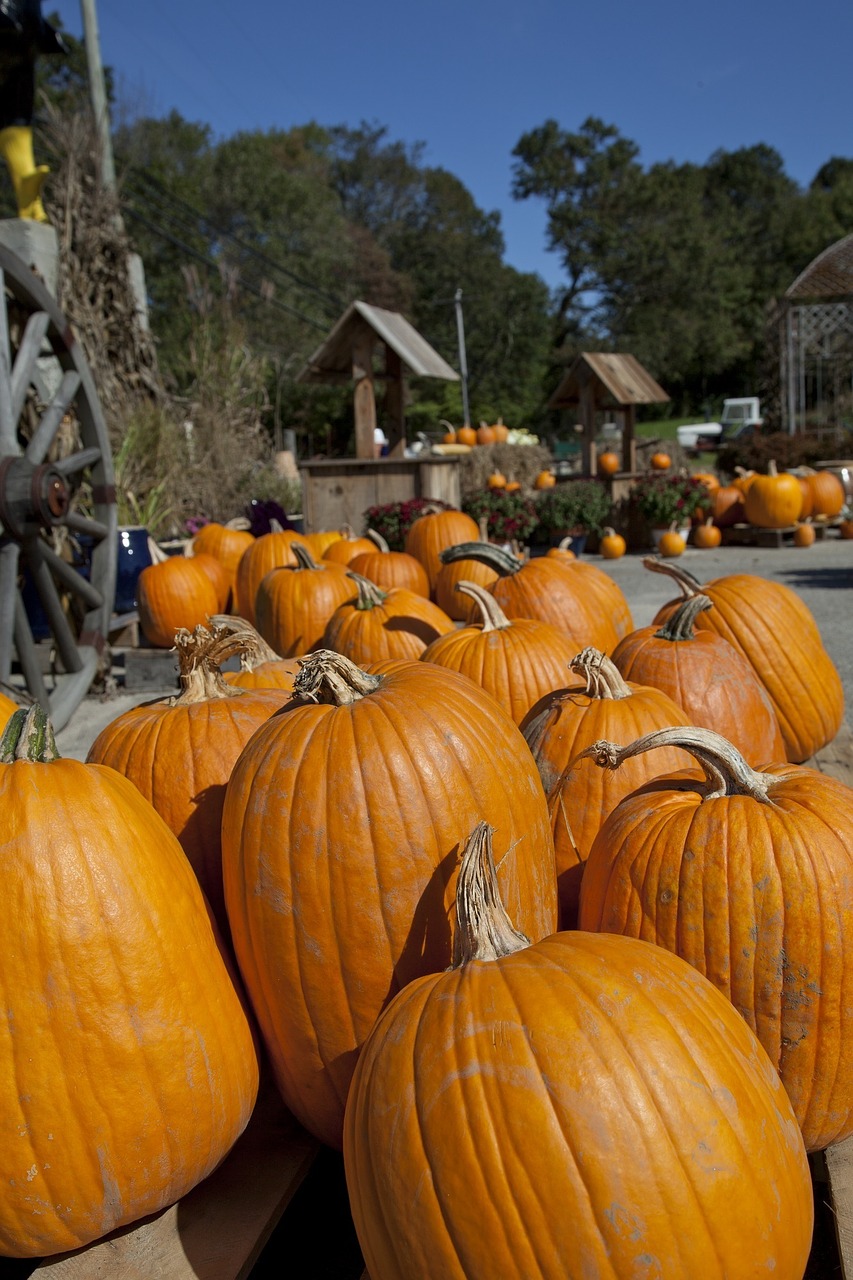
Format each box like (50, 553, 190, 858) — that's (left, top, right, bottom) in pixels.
(115, 525, 153, 614)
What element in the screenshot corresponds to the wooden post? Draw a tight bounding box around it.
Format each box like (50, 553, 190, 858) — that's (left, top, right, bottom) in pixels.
(351, 330, 377, 460)
(623, 403, 637, 473)
(384, 346, 406, 458)
(579, 377, 597, 478)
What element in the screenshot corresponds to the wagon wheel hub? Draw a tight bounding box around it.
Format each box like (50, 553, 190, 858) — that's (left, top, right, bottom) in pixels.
(0, 455, 71, 538)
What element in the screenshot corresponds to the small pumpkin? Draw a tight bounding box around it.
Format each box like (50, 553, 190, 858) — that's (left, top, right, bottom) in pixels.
(599, 526, 626, 559)
(487, 470, 507, 489)
(534, 469, 556, 489)
(840, 515, 853, 540)
(649, 451, 671, 471)
(323, 572, 454, 663)
(692, 516, 722, 548)
(456, 423, 477, 447)
(476, 420, 496, 445)
(491, 417, 510, 443)
(691, 471, 720, 493)
(544, 534, 576, 563)
(504, 479, 521, 492)
(345, 822, 813, 1280)
(597, 450, 620, 477)
(793, 520, 816, 547)
(255, 542, 352, 657)
(578, 725, 853, 1152)
(439, 419, 457, 445)
(657, 524, 685, 558)
(348, 530, 430, 597)
(323, 525, 377, 566)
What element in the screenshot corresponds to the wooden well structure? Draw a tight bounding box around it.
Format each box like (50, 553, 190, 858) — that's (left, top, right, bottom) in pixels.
(296, 300, 459, 459)
(548, 352, 669, 476)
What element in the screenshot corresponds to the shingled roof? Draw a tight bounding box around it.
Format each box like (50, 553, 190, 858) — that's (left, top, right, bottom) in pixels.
(548, 352, 669, 409)
(297, 300, 459, 383)
(786, 233, 853, 301)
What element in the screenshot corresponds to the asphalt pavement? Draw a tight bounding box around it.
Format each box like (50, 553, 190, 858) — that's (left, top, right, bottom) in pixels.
(53, 535, 852, 762)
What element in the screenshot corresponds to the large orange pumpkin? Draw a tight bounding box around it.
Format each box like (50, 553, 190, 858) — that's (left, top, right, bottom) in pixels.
(0, 706, 259, 1258)
(439, 542, 620, 653)
(645, 557, 844, 762)
(234, 528, 309, 623)
(322, 525, 377, 566)
(578, 725, 853, 1152)
(323, 573, 454, 663)
(434, 544, 500, 621)
(611, 594, 786, 766)
(136, 554, 222, 648)
(190, 521, 254, 594)
(344, 822, 813, 1280)
(800, 466, 845, 518)
(521, 647, 694, 928)
(713, 485, 746, 526)
(221, 651, 558, 1148)
(403, 507, 480, 590)
(743, 460, 803, 529)
(419, 580, 577, 725)
(255, 542, 353, 657)
(348, 530, 430, 597)
(86, 622, 294, 936)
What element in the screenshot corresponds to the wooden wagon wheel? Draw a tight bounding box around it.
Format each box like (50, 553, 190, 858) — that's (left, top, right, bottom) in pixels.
(0, 243, 116, 731)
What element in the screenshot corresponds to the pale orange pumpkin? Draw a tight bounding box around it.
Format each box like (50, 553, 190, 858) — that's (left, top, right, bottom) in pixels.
(544, 535, 576, 563)
(692, 516, 722, 548)
(599, 526, 626, 559)
(793, 521, 816, 547)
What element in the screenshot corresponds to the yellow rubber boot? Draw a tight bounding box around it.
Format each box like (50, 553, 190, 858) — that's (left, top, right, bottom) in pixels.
(0, 125, 50, 222)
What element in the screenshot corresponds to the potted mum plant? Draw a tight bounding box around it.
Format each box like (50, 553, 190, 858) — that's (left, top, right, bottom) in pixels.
(532, 481, 612, 555)
(461, 488, 540, 548)
(630, 473, 707, 549)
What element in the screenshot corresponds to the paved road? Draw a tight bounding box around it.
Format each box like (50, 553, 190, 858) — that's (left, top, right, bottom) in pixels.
(54, 536, 853, 761)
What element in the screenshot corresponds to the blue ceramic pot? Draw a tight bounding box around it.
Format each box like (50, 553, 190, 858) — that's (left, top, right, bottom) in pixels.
(115, 526, 153, 614)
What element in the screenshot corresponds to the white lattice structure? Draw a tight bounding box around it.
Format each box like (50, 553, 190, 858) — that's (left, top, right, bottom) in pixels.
(780, 234, 853, 433)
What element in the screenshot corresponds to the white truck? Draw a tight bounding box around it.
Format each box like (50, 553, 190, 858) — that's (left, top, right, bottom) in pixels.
(676, 398, 763, 451)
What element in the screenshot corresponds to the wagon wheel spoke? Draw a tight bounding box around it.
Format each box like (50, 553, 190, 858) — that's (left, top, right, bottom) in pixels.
(55, 445, 103, 476)
(39, 541, 103, 610)
(65, 510, 109, 540)
(22, 537, 86, 674)
(13, 591, 49, 708)
(0, 539, 19, 682)
(25, 370, 82, 463)
(10, 310, 51, 424)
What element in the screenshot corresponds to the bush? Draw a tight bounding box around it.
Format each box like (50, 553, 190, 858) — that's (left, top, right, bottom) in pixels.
(629, 474, 707, 527)
(461, 489, 540, 544)
(362, 498, 456, 550)
(717, 430, 853, 478)
(532, 481, 612, 538)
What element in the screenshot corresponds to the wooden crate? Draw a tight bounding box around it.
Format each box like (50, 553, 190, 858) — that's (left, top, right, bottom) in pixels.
(721, 520, 834, 547)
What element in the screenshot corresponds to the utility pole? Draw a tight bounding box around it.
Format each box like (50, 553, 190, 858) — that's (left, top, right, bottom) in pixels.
(79, 0, 116, 191)
(454, 287, 471, 427)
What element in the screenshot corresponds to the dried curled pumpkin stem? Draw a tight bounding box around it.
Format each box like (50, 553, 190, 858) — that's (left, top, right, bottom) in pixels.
(439, 541, 522, 576)
(294, 650, 383, 705)
(570, 647, 632, 700)
(575, 725, 772, 802)
(208, 614, 281, 667)
(642, 557, 703, 598)
(347, 572, 388, 611)
(654, 594, 713, 642)
(455, 580, 511, 632)
(452, 822, 531, 968)
(171, 623, 249, 704)
(0, 704, 59, 763)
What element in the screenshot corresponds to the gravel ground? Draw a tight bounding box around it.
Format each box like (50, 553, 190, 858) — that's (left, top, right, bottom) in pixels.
(54, 534, 853, 761)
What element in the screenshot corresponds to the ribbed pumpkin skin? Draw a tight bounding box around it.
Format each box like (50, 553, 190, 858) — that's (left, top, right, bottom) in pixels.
(224, 658, 301, 691)
(434, 557, 500, 620)
(234, 530, 308, 623)
(743, 471, 802, 528)
(191, 523, 254, 585)
(190, 551, 232, 611)
(136, 557, 221, 648)
(86, 687, 292, 935)
(420, 618, 576, 725)
(323, 533, 376, 565)
(579, 758, 853, 1151)
(348, 550, 430, 598)
(255, 560, 353, 657)
(0, 691, 17, 727)
(557, 558, 634, 640)
(653, 573, 843, 761)
(323, 588, 454, 663)
(404, 510, 480, 589)
(490, 558, 619, 652)
(612, 625, 786, 766)
(0, 757, 258, 1257)
(344, 931, 812, 1280)
(221, 660, 558, 1148)
(523, 681, 694, 929)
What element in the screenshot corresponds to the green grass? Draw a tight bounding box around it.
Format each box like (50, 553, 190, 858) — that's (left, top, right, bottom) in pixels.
(635, 417, 701, 440)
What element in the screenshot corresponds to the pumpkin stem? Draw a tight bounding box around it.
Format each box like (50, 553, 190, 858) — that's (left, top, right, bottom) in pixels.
(170, 623, 249, 704)
(439, 541, 521, 576)
(641, 556, 703, 598)
(570, 647, 632, 700)
(574, 725, 772, 802)
(0, 703, 60, 762)
(654, 593, 713, 641)
(347, 572, 388, 611)
(225, 516, 251, 530)
(452, 822, 531, 967)
(558, 535, 574, 550)
(366, 529, 390, 553)
(294, 650, 383, 705)
(146, 535, 170, 564)
(208, 614, 281, 668)
(455, 580, 511, 631)
(291, 542, 322, 571)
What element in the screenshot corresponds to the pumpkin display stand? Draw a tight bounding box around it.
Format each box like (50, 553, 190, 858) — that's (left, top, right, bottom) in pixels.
(720, 518, 838, 548)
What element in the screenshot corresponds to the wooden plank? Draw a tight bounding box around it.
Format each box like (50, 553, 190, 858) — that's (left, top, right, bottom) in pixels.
(34, 1081, 318, 1280)
(804, 718, 853, 782)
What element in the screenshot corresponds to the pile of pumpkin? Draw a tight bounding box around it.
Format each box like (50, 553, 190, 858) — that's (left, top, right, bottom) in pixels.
(704, 461, 849, 542)
(2, 502, 852, 1278)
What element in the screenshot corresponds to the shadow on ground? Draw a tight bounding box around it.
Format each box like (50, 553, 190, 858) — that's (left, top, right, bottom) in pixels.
(775, 565, 853, 591)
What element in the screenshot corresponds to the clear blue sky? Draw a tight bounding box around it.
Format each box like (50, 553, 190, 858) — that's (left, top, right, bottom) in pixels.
(49, 0, 853, 291)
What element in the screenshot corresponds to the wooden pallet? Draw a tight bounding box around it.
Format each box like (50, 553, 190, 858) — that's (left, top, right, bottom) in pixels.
(721, 520, 836, 547)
